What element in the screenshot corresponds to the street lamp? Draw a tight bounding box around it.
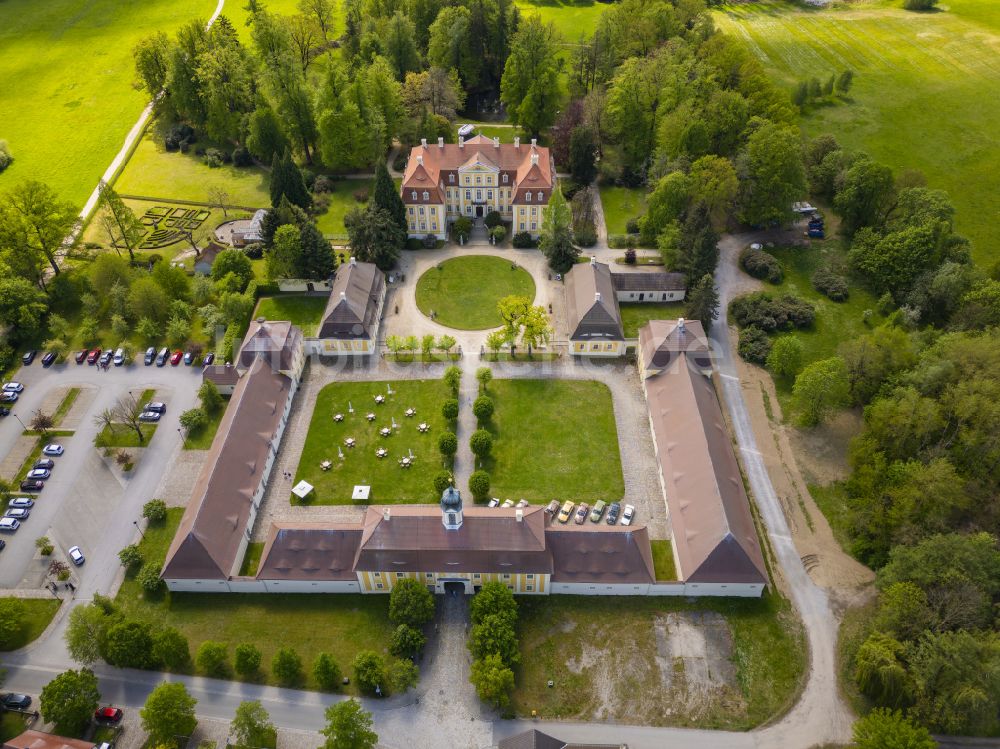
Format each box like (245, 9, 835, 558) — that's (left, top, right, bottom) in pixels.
(133, 520, 146, 540)
(12, 412, 27, 431)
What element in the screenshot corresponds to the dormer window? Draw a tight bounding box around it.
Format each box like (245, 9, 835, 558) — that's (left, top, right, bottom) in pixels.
(526, 192, 531, 202)
(411, 191, 417, 200)
(537, 191, 543, 201)
(502, 174, 508, 183)
(449, 174, 455, 183)
(422, 191, 429, 200)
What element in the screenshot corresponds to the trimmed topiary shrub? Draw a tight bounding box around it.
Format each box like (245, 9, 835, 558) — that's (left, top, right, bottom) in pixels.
(433, 471, 453, 495)
(625, 217, 641, 235)
(737, 325, 772, 365)
(439, 431, 458, 457)
(512, 231, 536, 249)
(469, 470, 490, 502)
(243, 242, 264, 260)
(470, 429, 493, 458)
(453, 217, 473, 242)
(442, 398, 459, 420)
(473, 395, 494, 422)
(484, 211, 503, 228)
(739, 247, 784, 283)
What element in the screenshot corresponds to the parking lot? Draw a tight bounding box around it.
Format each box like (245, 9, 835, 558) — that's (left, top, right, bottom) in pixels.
(0, 357, 202, 596)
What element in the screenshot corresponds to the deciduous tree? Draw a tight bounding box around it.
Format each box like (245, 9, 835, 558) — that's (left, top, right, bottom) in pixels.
(40, 668, 100, 734)
(321, 699, 378, 749)
(141, 682, 198, 745)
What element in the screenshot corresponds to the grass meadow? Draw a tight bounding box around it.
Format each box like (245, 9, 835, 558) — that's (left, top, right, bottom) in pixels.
(599, 185, 648, 235)
(415, 256, 537, 330)
(515, 0, 607, 40)
(253, 295, 329, 336)
(0, 0, 218, 208)
(715, 0, 1000, 267)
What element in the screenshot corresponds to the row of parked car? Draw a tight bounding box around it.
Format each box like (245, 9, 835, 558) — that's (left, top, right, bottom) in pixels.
(1, 444, 66, 532)
(0, 693, 122, 727)
(70, 346, 217, 368)
(554, 499, 635, 526)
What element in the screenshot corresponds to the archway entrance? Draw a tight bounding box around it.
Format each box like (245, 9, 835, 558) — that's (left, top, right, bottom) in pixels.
(440, 579, 471, 596)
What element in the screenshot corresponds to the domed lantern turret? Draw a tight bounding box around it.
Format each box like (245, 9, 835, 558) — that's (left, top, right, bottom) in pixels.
(440, 485, 463, 530)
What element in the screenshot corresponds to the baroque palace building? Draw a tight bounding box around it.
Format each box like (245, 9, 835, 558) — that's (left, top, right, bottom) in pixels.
(400, 134, 554, 240)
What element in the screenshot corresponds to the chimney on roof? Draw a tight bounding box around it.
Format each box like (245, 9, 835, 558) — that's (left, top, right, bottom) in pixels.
(420, 138, 427, 148)
(350, 256, 356, 266)
(531, 138, 537, 147)
(459, 136, 464, 148)
(678, 317, 686, 332)
(340, 291, 346, 300)
(438, 137, 444, 148)
(514, 136, 520, 149)
(530, 152, 538, 166)
(383, 507, 391, 522)
(516, 508, 523, 522)
(493, 137, 499, 148)
(590, 256, 596, 265)
(595, 292, 602, 302)
(416, 154, 423, 166)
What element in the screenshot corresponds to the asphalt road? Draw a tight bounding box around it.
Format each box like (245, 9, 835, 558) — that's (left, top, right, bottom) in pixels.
(0, 358, 200, 594)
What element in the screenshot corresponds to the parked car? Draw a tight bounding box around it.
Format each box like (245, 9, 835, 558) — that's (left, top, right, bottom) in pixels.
(144, 347, 156, 365)
(807, 228, 825, 239)
(574, 503, 590, 524)
(144, 402, 167, 413)
(138, 411, 161, 422)
(98, 351, 113, 367)
(113, 347, 125, 366)
(33, 458, 54, 470)
(19, 480, 43, 492)
(487, 498, 500, 508)
(170, 350, 183, 366)
(500, 499, 514, 508)
(0, 392, 18, 404)
(1, 693, 31, 710)
(516, 499, 529, 508)
(0, 540, 5, 551)
(4, 508, 29, 520)
(557, 501, 575, 524)
(183, 351, 194, 365)
(75, 349, 88, 364)
(94, 706, 123, 725)
(9, 498, 34, 509)
(620, 504, 636, 526)
(27, 468, 50, 480)
(21, 350, 36, 365)
(589, 500, 607, 523)
(42, 352, 57, 367)
(0, 518, 20, 532)
(68, 546, 85, 566)
(545, 499, 560, 515)
(2, 382, 24, 393)
(87, 349, 101, 365)
(202, 352, 215, 366)
(606, 502, 621, 525)
(42, 444, 64, 456)
(0, 407, 7, 417)
(156, 347, 169, 366)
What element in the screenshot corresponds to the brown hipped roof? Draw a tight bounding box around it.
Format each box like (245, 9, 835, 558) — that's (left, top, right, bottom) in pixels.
(239, 319, 302, 371)
(639, 318, 711, 372)
(546, 524, 655, 585)
(565, 260, 623, 340)
(640, 324, 767, 585)
(356, 506, 552, 574)
(611, 271, 687, 292)
(202, 363, 241, 388)
(162, 357, 291, 580)
(498, 730, 625, 749)
(257, 523, 362, 581)
(318, 260, 384, 340)
(4, 732, 94, 749)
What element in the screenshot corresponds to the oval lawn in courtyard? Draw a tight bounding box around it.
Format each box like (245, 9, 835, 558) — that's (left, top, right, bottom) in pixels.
(415, 255, 536, 330)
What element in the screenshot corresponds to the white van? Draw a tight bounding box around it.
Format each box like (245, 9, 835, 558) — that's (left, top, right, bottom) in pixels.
(113, 347, 125, 366)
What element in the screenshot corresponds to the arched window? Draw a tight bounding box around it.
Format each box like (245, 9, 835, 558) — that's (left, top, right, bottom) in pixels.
(422, 191, 429, 201)
(502, 174, 508, 183)
(449, 174, 455, 183)
(526, 192, 532, 202)
(411, 191, 417, 200)
(537, 191, 543, 202)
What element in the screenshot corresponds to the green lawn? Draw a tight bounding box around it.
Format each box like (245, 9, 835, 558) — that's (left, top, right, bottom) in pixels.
(182, 400, 228, 451)
(95, 423, 157, 448)
(458, 125, 527, 143)
(620, 302, 685, 338)
(239, 542, 265, 577)
(295, 379, 453, 504)
(116, 125, 270, 207)
(809, 481, 854, 556)
(0, 598, 61, 651)
(116, 509, 397, 693)
(715, 0, 1000, 267)
(515, 0, 606, 40)
(315, 179, 372, 237)
(254, 295, 329, 336)
(1, 713, 28, 741)
(649, 539, 678, 582)
(415, 256, 536, 330)
(485, 379, 623, 503)
(514, 592, 805, 728)
(599, 185, 647, 236)
(52, 388, 81, 426)
(0, 0, 218, 209)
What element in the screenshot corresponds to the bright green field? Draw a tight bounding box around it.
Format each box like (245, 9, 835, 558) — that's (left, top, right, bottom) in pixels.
(295, 380, 453, 504)
(485, 379, 624, 503)
(315, 180, 373, 236)
(715, 0, 1000, 266)
(415, 255, 536, 330)
(254, 295, 329, 336)
(620, 302, 685, 338)
(116, 127, 271, 207)
(599, 185, 648, 235)
(515, 0, 606, 40)
(0, 598, 61, 651)
(0, 0, 217, 208)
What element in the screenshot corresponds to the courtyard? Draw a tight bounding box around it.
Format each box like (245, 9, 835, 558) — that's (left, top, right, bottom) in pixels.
(294, 379, 453, 504)
(484, 379, 624, 504)
(415, 255, 536, 329)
